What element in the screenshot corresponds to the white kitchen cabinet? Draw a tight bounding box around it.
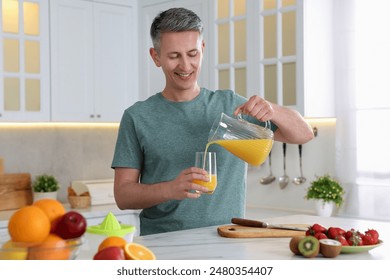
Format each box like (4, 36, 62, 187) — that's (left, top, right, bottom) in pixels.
(50, 0, 138, 122)
(0, 226, 8, 241)
(0, 0, 50, 121)
(211, 0, 334, 117)
(300, 0, 335, 117)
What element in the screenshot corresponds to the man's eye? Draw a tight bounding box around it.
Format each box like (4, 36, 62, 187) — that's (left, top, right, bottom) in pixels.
(188, 51, 198, 57)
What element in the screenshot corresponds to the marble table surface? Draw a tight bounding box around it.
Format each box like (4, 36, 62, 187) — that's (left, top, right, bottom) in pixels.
(128, 214, 390, 260)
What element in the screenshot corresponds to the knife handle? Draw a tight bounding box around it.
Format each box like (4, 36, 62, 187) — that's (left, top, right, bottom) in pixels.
(231, 218, 267, 228)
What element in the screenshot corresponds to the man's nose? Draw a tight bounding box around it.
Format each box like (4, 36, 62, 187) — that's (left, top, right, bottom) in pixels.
(179, 57, 191, 71)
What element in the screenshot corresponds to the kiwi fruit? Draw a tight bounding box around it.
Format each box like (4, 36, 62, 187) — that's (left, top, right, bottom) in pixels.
(289, 236, 304, 255)
(298, 236, 320, 258)
(319, 239, 342, 258)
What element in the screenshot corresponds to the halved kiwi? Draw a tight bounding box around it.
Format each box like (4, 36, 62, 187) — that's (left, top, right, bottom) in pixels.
(298, 236, 320, 258)
(289, 236, 304, 255)
(319, 239, 342, 258)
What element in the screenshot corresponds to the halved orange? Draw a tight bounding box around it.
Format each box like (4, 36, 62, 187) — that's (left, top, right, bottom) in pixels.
(124, 243, 156, 260)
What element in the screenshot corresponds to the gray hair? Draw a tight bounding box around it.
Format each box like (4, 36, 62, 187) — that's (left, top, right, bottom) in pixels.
(150, 7, 204, 53)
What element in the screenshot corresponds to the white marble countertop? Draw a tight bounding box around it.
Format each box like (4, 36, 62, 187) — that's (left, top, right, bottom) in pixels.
(124, 214, 389, 260)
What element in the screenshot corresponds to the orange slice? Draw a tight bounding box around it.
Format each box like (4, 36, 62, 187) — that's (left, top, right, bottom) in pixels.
(124, 243, 156, 260)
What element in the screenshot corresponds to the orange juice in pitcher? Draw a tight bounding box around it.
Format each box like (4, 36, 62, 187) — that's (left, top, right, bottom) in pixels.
(207, 113, 274, 166)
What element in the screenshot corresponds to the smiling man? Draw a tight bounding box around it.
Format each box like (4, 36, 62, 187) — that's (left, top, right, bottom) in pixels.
(111, 7, 314, 235)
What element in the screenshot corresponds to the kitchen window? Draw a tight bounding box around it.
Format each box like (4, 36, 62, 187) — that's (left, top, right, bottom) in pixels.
(336, 0, 390, 187)
(355, 0, 390, 185)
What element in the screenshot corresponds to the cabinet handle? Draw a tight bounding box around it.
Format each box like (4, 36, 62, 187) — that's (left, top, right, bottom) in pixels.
(90, 114, 94, 118)
(97, 114, 101, 118)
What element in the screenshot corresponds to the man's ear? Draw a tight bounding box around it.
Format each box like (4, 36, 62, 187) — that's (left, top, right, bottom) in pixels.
(149, 48, 161, 67)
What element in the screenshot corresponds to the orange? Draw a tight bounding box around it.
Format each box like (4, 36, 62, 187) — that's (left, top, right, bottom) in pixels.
(27, 234, 71, 260)
(98, 236, 127, 252)
(8, 205, 51, 244)
(33, 198, 66, 229)
(123, 242, 156, 260)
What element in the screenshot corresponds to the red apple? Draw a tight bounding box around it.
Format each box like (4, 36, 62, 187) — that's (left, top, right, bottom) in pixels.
(54, 211, 87, 239)
(93, 246, 125, 260)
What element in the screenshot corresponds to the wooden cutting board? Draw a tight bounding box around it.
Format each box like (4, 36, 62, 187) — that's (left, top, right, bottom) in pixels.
(217, 224, 309, 238)
(0, 173, 32, 211)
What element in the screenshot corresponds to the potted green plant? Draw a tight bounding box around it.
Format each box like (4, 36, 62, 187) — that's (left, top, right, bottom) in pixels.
(304, 174, 345, 217)
(32, 174, 61, 201)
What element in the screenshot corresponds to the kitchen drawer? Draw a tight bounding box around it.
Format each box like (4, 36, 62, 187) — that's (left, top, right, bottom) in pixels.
(0, 227, 9, 242)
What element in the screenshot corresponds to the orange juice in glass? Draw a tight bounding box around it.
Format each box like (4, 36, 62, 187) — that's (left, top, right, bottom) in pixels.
(192, 152, 217, 194)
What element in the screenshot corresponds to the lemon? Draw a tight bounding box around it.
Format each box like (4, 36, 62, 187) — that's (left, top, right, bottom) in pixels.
(0, 240, 28, 260)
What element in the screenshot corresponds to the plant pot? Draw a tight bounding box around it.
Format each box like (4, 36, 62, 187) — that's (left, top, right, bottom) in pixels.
(315, 200, 334, 217)
(33, 191, 58, 202)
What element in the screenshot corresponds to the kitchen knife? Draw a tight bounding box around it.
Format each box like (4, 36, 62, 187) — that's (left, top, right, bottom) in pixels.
(231, 218, 308, 231)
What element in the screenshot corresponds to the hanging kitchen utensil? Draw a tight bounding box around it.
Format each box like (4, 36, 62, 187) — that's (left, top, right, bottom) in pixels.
(260, 150, 275, 184)
(278, 143, 289, 189)
(293, 144, 306, 185)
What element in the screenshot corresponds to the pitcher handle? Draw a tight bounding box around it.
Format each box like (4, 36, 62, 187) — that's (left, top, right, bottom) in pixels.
(237, 113, 271, 129)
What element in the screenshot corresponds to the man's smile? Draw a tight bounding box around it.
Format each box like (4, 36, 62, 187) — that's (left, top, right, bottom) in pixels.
(176, 72, 192, 77)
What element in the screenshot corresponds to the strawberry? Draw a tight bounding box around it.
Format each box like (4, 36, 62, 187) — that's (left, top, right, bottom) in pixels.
(335, 235, 349, 246)
(365, 229, 379, 244)
(347, 234, 363, 246)
(361, 233, 375, 245)
(327, 227, 345, 239)
(344, 229, 357, 240)
(306, 223, 327, 236)
(314, 232, 328, 240)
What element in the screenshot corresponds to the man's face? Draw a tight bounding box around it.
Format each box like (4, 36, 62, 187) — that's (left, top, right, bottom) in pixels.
(150, 31, 204, 92)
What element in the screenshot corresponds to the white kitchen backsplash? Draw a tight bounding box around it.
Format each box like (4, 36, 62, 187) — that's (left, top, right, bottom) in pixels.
(1, 120, 388, 222)
(246, 119, 336, 213)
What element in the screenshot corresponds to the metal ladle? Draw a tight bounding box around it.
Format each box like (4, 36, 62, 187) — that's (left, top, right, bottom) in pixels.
(279, 143, 289, 189)
(293, 144, 306, 185)
(260, 151, 275, 184)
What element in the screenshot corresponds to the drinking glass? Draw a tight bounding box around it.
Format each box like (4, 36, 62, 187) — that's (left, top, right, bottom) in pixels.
(192, 152, 217, 194)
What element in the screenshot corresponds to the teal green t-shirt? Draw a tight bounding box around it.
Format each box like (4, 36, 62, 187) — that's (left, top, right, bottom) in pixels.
(111, 88, 276, 235)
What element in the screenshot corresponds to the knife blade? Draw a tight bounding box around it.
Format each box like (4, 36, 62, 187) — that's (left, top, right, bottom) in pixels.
(231, 218, 308, 231)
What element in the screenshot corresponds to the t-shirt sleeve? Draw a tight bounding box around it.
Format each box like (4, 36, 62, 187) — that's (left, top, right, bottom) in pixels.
(111, 110, 143, 170)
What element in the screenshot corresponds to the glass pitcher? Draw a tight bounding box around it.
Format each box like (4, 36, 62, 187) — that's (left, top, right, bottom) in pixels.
(207, 113, 274, 166)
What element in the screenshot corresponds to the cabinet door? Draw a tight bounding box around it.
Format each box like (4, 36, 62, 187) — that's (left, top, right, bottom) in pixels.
(50, 0, 94, 121)
(0, 0, 50, 121)
(51, 0, 137, 122)
(93, 3, 137, 122)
